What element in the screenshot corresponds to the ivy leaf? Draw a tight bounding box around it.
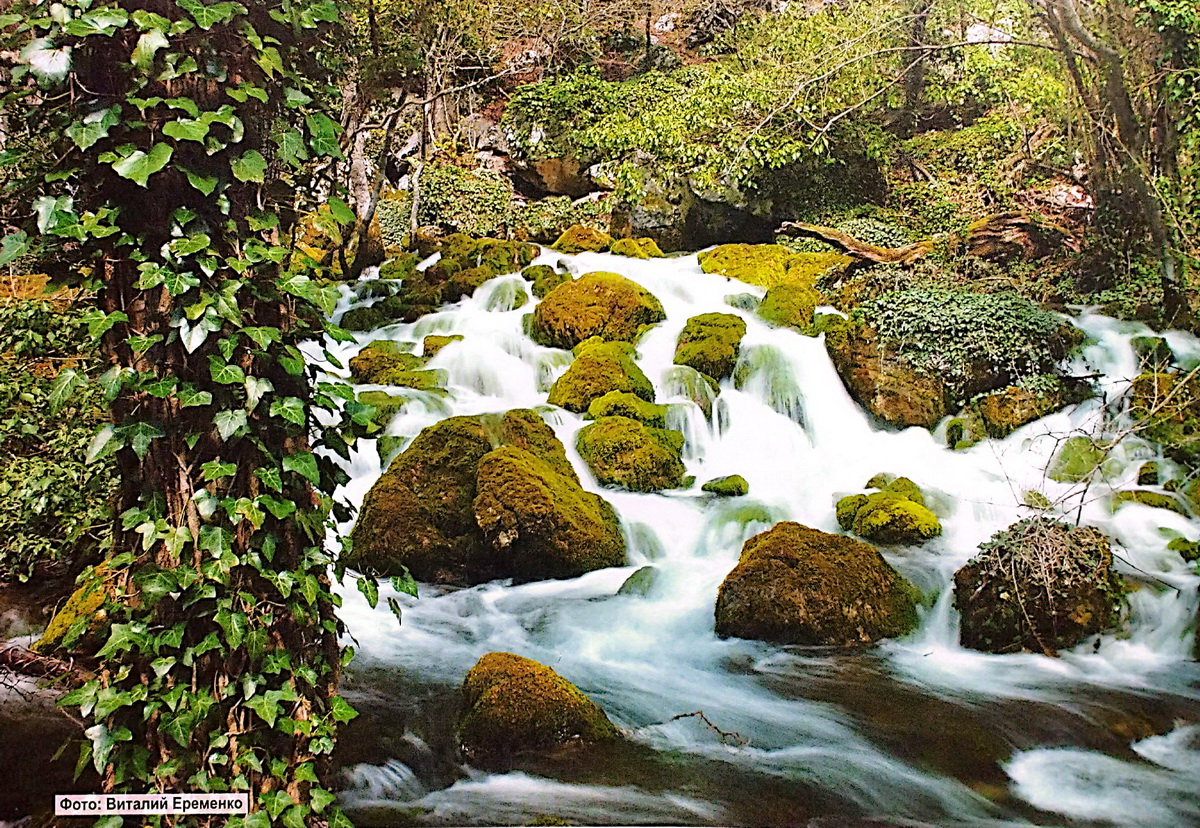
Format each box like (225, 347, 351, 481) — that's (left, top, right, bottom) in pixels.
(85, 725, 116, 774)
(124, 421, 166, 458)
(132, 29, 169, 69)
(284, 87, 313, 108)
(231, 150, 267, 183)
(245, 376, 273, 411)
(162, 269, 201, 295)
(269, 396, 305, 425)
(356, 577, 378, 609)
(310, 788, 336, 814)
(86, 424, 118, 463)
(178, 385, 213, 408)
(256, 46, 283, 78)
(330, 695, 359, 724)
(96, 623, 145, 659)
(199, 525, 233, 558)
(390, 569, 419, 599)
(306, 113, 343, 159)
(177, 0, 246, 30)
(182, 167, 219, 196)
(327, 196, 355, 225)
(163, 118, 210, 143)
(201, 460, 238, 481)
(213, 409, 247, 441)
(64, 8, 130, 37)
(208, 355, 246, 385)
(273, 129, 307, 167)
(48, 367, 86, 413)
(282, 452, 319, 486)
(0, 231, 29, 266)
(66, 106, 121, 151)
(254, 466, 282, 492)
(111, 143, 173, 187)
(244, 695, 281, 729)
(170, 233, 211, 257)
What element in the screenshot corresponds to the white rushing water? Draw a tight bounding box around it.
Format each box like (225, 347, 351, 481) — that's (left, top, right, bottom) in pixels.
(323, 249, 1200, 827)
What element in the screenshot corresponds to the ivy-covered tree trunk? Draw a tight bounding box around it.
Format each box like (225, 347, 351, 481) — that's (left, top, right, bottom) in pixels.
(2, 1, 362, 823)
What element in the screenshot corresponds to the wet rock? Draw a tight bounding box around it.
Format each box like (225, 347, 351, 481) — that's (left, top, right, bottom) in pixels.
(349, 342, 424, 383)
(530, 272, 666, 349)
(474, 446, 626, 581)
(357, 390, 406, 433)
(547, 339, 655, 414)
(1137, 461, 1160, 486)
(456, 652, 620, 768)
(702, 475, 749, 497)
(715, 522, 919, 646)
(576, 416, 688, 492)
(663, 365, 720, 418)
(609, 237, 665, 259)
(758, 283, 823, 331)
(673, 313, 747, 382)
(1048, 436, 1108, 483)
(524, 264, 572, 299)
(617, 566, 659, 596)
(835, 477, 941, 545)
(32, 564, 113, 655)
(954, 518, 1124, 655)
(1110, 490, 1187, 515)
(552, 225, 613, 254)
(340, 305, 390, 332)
(349, 410, 624, 585)
(974, 382, 1070, 438)
(423, 334, 463, 358)
(1130, 371, 1200, 466)
(585, 390, 668, 427)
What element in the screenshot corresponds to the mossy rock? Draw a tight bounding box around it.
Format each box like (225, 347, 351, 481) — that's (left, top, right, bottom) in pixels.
(456, 652, 620, 768)
(610, 237, 664, 259)
(585, 390, 668, 427)
(1131, 336, 1174, 370)
(954, 519, 1124, 655)
(552, 225, 613, 254)
(32, 564, 113, 655)
(442, 264, 501, 303)
(878, 476, 924, 506)
(349, 410, 617, 585)
(547, 340, 654, 414)
(379, 253, 419, 281)
(1168, 537, 1200, 562)
(702, 475, 749, 497)
(1137, 462, 1160, 486)
(662, 365, 720, 418)
(576, 416, 687, 492)
(525, 264, 572, 299)
(423, 334, 463, 358)
(474, 445, 626, 581)
(698, 244, 849, 289)
(1110, 490, 1187, 515)
(673, 313, 747, 382)
(715, 522, 919, 646)
(357, 390, 406, 432)
(1049, 436, 1109, 483)
(758, 284, 822, 331)
(617, 566, 659, 597)
(837, 477, 939, 545)
(530, 272, 666, 349)
(340, 306, 390, 332)
(1130, 372, 1200, 466)
(471, 239, 540, 274)
(372, 368, 446, 392)
(350, 342, 425, 384)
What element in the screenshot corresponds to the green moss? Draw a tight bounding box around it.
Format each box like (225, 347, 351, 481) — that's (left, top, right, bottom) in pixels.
(349, 343, 425, 384)
(474, 444, 626, 581)
(1137, 462, 1160, 486)
(585, 390, 668, 427)
(758, 284, 822, 331)
(702, 475, 749, 497)
(357, 390, 406, 432)
(864, 473, 895, 490)
(379, 253, 419, 280)
(495, 408, 578, 481)
(837, 477, 939, 545)
(673, 313, 747, 382)
(530, 272, 666, 349)
(524, 264, 572, 299)
(576, 416, 687, 492)
(552, 225, 613, 254)
(609, 237, 664, 259)
(340, 306, 389, 332)
(456, 652, 619, 768)
(1168, 537, 1200, 562)
(1049, 436, 1109, 483)
(697, 244, 850, 289)
(372, 367, 446, 391)
(954, 518, 1124, 655)
(617, 565, 659, 596)
(547, 340, 655, 413)
(1130, 372, 1200, 466)
(974, 381, 1070, 438)
(423, 334, 463, 358)
(1111, 490, 1187, 515)
(32, 565, 112, 655)
(715, 522, 919, 646)
(1131, 336, 1174, 370)
(836, 494, 869, 530)
(442, 264, 500, 303)
(883, 476, 925, 506)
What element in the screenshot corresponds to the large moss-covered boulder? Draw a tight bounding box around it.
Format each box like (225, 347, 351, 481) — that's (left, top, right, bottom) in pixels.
(349, 341, 424, 384)
(1048, 436, 1109, 483)
(547, 339, 655, 413)
(954, 519, 1124, 655)
(530, 272, 666, 349)
(348, 410, 625, 584)
(758, 283, 823, 331)
(524, 264, 571, 299)
(698, 244, 850, 289)
(835, 477, 941, 545)
(357, 390, 406, 433)
(552, 225, 613, 253)
(456, 652, 620, 768)
(1130, 371, 1200, 465)
(576, 416, 687, 492)
(32, 564, 113, 655)
(702, 475, 749, 497)
(1110, 490, 1188, 515)
(715, 522, 919, 646)
(610, 237, 664, 259)
(474, 446, 626, 581)
(585, 390, 668, 427)
(423, 334, 463, 358)
(673, 313, 747, 382)
(974, 378, 1085, 438)
(340, 305, 390, 332)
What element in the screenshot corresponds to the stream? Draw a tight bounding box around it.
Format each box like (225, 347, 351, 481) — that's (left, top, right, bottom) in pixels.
(324, 248, 1200, 827)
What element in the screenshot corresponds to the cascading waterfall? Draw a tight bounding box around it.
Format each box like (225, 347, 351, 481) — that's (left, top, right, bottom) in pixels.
(324, 248, 1200, 827)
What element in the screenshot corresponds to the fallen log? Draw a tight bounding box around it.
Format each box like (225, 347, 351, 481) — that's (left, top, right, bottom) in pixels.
(777, 221, 934, 265)
(0, 644, 93, 686)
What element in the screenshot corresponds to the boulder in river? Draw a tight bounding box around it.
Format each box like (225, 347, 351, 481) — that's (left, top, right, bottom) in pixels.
(552, 225, 613, 253)
(609, 237, 665, 259)
(697, 244, 849, 289)
(715, 522, 920, 646)
(702, 475, 749, 497)
(673, 313, 747, 382)
(576, 416, 688, 492)
(530, 271, 666, 349)
(524, 264, 572, 299)
(757, 283, 823, 332)
(547, 339, 655, 413)
(456, 652, 620, 768)
(348, 410, 626, 584)
(954, 518, 1125, 655)
(585, 390, 668, 427)
(836, 476, 941, 545)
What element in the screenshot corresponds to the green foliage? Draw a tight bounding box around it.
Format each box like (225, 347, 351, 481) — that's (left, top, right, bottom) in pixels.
(0, 301, 115, 582)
